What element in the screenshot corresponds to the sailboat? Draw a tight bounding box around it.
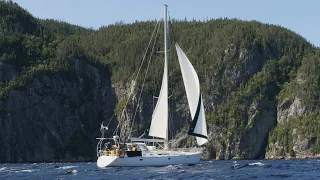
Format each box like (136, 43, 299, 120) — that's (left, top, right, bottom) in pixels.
(96, 5, 208, 167)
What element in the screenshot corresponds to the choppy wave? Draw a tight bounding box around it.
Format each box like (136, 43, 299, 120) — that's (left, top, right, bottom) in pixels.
(56, 165, 78, 170)
(0, 159, 319, 179)
(248, 162, 265, 166)
(0, 167, 6, 172)
(232, 161, 272, 169)
(18, 169, 34, 173)
(0, 167, 35, 173)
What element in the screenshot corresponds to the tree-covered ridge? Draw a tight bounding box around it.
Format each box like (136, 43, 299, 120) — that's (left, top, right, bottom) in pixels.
(277, 50, 320, 104)
(0, 1, 101, 99)
(0, 0, 89, 68)
(1, 1, 313, 93)
(0, 0, 38, 34)
(79, 17, 313, 104)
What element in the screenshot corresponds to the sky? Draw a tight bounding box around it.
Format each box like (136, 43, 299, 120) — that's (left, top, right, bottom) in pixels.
(12, 0, 320, 47)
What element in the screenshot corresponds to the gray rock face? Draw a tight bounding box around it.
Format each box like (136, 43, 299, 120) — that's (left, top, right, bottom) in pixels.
(112, 81, 154, 139)
(0, 60, 115, 163)
(265, 130, 318, 159)
(277, 97, 306, 123)
(218, 45, 273, 96)
(199, 45, 280, 160)
(292, 133, 313, 158)
(266, 96, 319, 159)
(238, 99, 277, 159)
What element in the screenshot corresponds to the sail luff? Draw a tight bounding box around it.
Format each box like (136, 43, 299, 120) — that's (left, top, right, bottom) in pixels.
(147, 59, 168, 139)
(147, 5, 169, 140)
(175, 43, 208, 146)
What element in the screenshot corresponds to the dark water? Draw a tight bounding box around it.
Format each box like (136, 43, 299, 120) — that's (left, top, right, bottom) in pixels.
(1, 159, 320, 180)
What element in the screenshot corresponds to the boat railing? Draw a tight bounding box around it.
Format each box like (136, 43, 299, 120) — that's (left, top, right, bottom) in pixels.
(96, 138, 105, 157)
(152, 147, 204, 154)
(97, 149, 120, 157)
(96, 136, 121, 157)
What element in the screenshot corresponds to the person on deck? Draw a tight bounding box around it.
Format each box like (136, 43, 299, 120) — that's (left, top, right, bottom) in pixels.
(131, 144, 136, 151)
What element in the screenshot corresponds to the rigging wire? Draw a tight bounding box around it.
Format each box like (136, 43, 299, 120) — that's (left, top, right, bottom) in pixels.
(127, 19, 162, 139)
(113, 17, 162, 137)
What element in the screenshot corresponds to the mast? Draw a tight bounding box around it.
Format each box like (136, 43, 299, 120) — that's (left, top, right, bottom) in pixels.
(147, 4, 169, 149)
(164, 4, 169, 149)
(164, 5, 168, 66)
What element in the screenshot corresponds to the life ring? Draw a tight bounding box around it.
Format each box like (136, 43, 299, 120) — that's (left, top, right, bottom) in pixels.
(118, 149, 125, 158)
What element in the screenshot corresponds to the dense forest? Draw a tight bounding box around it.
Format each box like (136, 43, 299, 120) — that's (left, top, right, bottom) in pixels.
(0, 1, 319, 162)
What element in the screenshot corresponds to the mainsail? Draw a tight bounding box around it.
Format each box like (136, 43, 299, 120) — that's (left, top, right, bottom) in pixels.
(175, 43, 208, 146)
(147, 5, 169, 140)
(148, 43, 168, 140)
(147, 59, 168, 139)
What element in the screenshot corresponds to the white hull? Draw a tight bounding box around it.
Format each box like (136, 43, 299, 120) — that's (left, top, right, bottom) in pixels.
(97, 152, 202, 167)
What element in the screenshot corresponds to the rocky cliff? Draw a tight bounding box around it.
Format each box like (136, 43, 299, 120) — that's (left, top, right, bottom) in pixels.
(266, 52, 320, 159)
(0, 60, 115, 162)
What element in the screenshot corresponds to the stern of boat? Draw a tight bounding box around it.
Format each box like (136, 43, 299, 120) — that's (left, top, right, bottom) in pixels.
(97, 155, 118, 168)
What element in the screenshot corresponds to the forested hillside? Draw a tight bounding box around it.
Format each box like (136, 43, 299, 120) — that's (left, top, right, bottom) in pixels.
(0, 1, 319, 162)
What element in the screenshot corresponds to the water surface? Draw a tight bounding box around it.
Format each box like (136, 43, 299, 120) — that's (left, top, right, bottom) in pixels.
(1, 159, 320, 179)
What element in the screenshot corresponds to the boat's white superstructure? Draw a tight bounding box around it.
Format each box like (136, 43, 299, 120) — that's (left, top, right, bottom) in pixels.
(96, 4, 208, 168)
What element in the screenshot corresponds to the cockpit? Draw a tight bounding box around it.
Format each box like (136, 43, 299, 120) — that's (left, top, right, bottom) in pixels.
(126, 143, 151, 152)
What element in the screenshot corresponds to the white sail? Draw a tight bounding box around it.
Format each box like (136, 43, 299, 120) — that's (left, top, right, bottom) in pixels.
(148, 50, 168, 140)
(148, 5, 169, 140)
(175, 43, 208, 146)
